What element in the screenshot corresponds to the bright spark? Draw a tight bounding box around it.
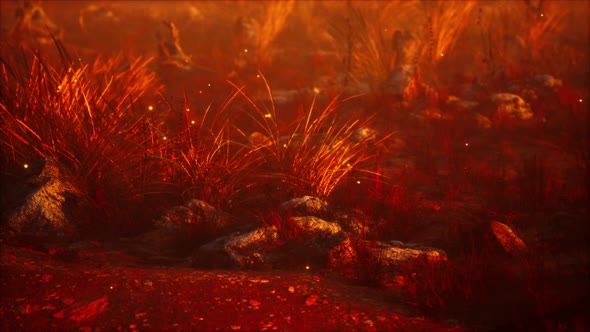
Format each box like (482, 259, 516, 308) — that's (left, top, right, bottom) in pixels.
(148, 106, 153, 111)
(23, 164, 29, 169)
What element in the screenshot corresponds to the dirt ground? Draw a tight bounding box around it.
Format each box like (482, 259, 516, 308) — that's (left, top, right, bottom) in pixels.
(0, 232, 465, 332)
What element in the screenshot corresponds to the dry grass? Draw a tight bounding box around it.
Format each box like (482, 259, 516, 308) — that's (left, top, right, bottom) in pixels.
(326, 1, 421, 91)
(158, 90, 263, 210)
(0, 44, 166, 222)
(231, 74, 389, 199)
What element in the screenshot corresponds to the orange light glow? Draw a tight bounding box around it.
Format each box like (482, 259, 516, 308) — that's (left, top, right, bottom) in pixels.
(148, 106, 153, 111)
(23, 164, 29, 169)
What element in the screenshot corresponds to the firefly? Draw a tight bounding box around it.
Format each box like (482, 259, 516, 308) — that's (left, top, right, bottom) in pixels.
(283, 144, 287, 148)
(148, 105, 153, 111)
(264, 113, 271, 118)
(465, 142, 469, 147)
(163, 136, 167, 141)
(208, 83, 211, 87)
(256, 74, 260, 78)
(23, 163, 29, 169)
(244, 48, 248, 53)
(357, 180, 361, 184)
(440, 52, 444, 57)
(579, 99, 583, 103)
(191, 120, 195, 125)
(186, 108, 190, 112)
(305, 265, 310, 270)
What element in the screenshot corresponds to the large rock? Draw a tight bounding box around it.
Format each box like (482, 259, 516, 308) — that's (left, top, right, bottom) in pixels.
(155, 199, 232, 232)
(328, 238, 447, 274)
(290, 216, 342, 238)
(485, 220, 527, 257)
(144, 199, 235, 254)
(193, 226, 279, 269)
(490, 93, 534, 120)
(280, 196, 329, 217)
(3, 158, 86, 237)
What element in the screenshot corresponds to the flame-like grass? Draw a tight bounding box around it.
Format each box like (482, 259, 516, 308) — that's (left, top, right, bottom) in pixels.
(0, 44, 166, 223)
(158, 90, 264, 210)
(231, 74, 389, 199)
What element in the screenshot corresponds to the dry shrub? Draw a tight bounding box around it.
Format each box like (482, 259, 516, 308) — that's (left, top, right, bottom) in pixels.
(159, 90, 263, 210)
(326, 1, 421, 91)
(231, 75, 385, 199)
(0, 45, 166, 223)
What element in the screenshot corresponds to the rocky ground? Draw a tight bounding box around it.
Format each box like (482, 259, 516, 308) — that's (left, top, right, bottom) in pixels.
(0, 229, 465, 332)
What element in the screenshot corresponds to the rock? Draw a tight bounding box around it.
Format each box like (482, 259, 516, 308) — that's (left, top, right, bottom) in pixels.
(490, 93, 534, 120)
(332, 209, 370, 238)
(155, 199, 231, 232)
(446, 95, 480, 111)
(280, 196, 329, 217)
(3, 158, 86, 237)
(194, 226, 279, 269)
(534, 74, 563, 89)
(328, 238, 447, 274)
(147, 199, 235, 254)
(485, 221, 527, 257)
(291, 216, 342, 238)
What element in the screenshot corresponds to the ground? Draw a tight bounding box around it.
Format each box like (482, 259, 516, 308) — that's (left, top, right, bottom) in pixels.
(0, 232, 464, 332)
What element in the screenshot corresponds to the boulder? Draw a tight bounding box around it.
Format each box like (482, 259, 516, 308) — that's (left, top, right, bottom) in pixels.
(490, 93, 534, 120)
(146, 199, 235, 254)
(154, 199, 232, 232)
(290, 216, 342, 238)
(280, 196, 329, 217)
(3, 158, 86, 237)
(193, 226, 279, 269)
(329, 238, 447, 274)
(485, 220, 527, 257)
